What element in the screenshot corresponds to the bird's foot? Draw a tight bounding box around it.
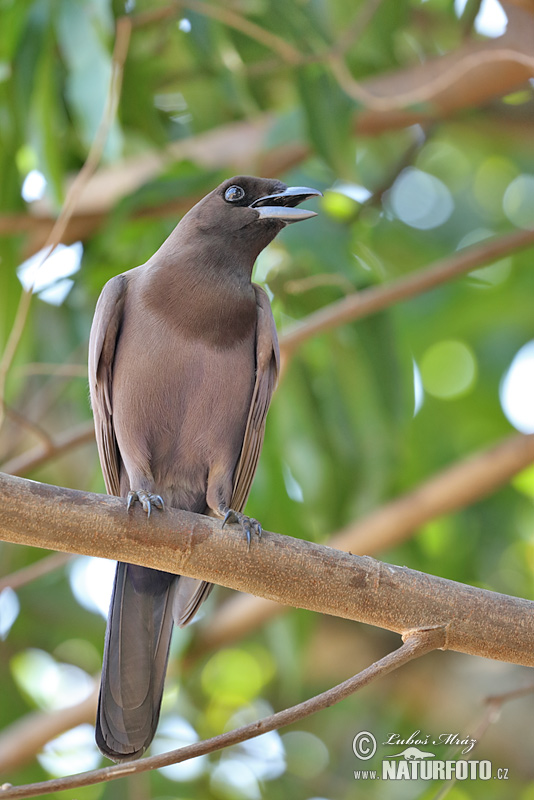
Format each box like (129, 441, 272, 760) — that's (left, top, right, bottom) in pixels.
(221, 507, 262, 550)
(127, 490, 164, 519)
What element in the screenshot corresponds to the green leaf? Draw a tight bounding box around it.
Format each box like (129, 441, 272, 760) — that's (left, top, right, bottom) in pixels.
(295, 63, 355, 177)
(55, 0, 121, 160)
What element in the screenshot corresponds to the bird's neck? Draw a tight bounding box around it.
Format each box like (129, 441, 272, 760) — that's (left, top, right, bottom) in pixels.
(140, 241, 257, 348)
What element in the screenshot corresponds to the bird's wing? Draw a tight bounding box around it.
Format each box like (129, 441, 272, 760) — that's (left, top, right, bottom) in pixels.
(88, 274, 127, 498)
(230, 284, 280, 512)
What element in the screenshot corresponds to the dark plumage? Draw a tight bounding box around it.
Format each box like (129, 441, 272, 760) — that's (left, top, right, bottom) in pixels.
(89, 175, 320, 761)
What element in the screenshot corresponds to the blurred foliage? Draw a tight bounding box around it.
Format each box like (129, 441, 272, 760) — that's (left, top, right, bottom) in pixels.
(1, 0, 534, 798)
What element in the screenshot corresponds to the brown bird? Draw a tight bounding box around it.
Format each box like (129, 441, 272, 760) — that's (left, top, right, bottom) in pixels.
(89, 175, 321, 761)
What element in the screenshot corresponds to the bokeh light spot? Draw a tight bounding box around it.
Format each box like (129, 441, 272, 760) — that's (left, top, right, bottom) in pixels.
(500, 341, 534, 433)
(454, 0, 507, 37)
(210, 759, 260, 800)
(420, 340, 477, 399)
(202, 649, 264, 704)
(388, 167, 454, 230)
(37, 725, 100, 777)
(503, 175, 534, 230)
(413, 360, 424, 416)
(322, 191, 358, 222)
(473, 156, 517, 217)
(152, 716, 206, 781)
(69, 556, 116, 618)
(21, 169, 47, 202)
(416, 140, 470, 190)
(282, 731, 329, 778)
(0, 587, 20, 640)
(11, 648, 94, 710)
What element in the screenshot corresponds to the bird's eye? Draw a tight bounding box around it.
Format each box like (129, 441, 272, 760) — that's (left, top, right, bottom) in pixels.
(224, 185, 245, 203)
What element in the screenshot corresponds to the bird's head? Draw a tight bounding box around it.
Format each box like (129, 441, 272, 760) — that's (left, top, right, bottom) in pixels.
(177, 175, 322, 263)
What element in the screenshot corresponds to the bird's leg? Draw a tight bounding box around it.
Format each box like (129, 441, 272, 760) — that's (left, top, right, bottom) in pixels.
(219, 505, 262, 550)
(127, 490, 165, 519)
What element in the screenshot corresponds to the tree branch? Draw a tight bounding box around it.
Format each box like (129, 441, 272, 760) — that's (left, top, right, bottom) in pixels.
(0, 629, 442, 798)
(2, 471, 534, 666)
(14, 5, 534, 246)
(0, 421, 95, 477)
(197, 432, 534, 652)
(331, 432, 534, 554)
(279, 228, 534, 362)
(132, 0, 302, 63)
(0, 552, 73, 593)
(345, 3, 534, 133)
(0, 688, 98, 777)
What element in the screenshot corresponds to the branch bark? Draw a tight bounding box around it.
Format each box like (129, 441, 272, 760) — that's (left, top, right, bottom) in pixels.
(5, 431, 531, 766)
(2, 471, 534, 666)
(197, 431, 534, 652)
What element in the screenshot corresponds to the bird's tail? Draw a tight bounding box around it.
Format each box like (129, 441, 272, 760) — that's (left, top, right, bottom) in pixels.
(96, 562, 176, 762)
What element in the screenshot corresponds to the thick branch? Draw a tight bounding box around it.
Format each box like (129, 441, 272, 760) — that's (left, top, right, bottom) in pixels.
(200, 432, 534, 650)
(0, 630, 442, 799)
(1, 472, 534, 666)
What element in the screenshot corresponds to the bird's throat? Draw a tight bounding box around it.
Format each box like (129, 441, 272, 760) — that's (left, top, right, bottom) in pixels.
(142, 257, 257, 348)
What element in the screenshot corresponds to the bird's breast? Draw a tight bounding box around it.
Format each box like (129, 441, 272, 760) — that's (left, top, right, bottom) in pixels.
(110, 293, 257, 510)
(140, 264, 257, 348)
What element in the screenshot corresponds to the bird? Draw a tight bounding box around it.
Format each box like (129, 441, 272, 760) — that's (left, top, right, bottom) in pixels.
(88, 175, 321, 762)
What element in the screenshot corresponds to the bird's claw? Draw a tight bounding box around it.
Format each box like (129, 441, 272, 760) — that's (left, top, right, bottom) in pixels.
(127, 490, 164, 518)
(221, 508, 262, 550)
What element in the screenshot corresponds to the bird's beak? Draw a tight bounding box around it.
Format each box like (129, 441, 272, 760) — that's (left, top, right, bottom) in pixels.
(250, 186, 323, 223)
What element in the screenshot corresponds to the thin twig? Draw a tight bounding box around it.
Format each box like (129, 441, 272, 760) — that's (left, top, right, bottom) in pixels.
(485, 684, 534, 707)
(284, 273, 356, 295)
(132, 0, 301, 63)
(0, 629, 443, 799)
(333, 0, 384, 57)
(0, 552, 73, 593)
(431, 683, 534, 799)
(0, 17, 132, 430)
(2, 405, 53, 448)
(330, 48, 534, 111)
(2, 471, 534, 665)
(0, 420, 95, 476)
(13, 364, 87, 378)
